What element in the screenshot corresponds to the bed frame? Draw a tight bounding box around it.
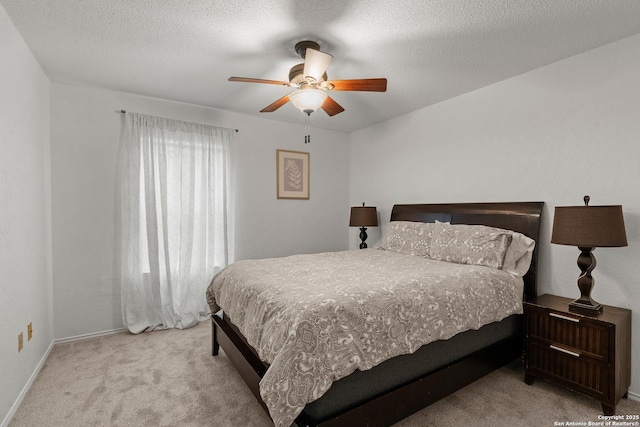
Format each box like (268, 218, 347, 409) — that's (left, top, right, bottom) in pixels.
(211, 201, 544, 426)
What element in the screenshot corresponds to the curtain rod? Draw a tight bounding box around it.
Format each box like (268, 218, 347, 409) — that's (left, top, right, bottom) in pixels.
(116, 110, 238, 132)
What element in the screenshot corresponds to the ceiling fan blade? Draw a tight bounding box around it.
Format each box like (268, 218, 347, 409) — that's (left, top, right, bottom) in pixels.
(328, 78, 387, 92)
(260, 94, 291, 113)
(229, 77, 290, 86)
(321, 96, 345, 117)
(303, 49, 332, 82)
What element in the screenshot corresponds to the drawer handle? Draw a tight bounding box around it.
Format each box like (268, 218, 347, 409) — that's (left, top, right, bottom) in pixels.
(549, 313, 579, 323)
(550, 345, 581, 358)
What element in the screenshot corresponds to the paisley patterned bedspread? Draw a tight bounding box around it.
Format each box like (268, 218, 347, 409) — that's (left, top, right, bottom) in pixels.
(206, 248, 524, 427)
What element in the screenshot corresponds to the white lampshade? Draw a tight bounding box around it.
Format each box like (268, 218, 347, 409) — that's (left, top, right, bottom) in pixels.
(303, 48, 332, 82)
(289, 89, 328, 114)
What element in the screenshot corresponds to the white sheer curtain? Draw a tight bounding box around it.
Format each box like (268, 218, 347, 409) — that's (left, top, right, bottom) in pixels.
(116, 112, 235, 334)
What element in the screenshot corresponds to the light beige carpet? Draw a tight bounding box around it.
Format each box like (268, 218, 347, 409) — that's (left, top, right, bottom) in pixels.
(9, 321, 640, 427)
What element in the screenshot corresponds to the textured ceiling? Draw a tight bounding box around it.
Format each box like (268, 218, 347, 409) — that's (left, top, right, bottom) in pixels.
(2, 0, 640, 132)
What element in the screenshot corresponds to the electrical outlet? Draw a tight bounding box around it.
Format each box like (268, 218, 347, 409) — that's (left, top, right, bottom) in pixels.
(18, 332, 23, 352)
(28, 323, 33, 341)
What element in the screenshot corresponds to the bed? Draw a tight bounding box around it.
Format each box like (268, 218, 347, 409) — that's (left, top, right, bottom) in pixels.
(207, 202, 543, 427)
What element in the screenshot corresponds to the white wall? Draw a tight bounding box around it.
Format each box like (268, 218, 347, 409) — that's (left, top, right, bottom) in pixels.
(0, 5, 53, 425)
(350, 34, 640, 397)
(50, 83, 350, 340)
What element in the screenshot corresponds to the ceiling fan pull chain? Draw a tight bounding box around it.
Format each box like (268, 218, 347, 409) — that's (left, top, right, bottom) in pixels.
(304, 112, 311, 144)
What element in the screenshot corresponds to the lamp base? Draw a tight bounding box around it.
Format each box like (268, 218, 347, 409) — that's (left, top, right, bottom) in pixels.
(569, 299, 603, 316)
(568, 246, 603, 316)
(359, 227, 368, 249)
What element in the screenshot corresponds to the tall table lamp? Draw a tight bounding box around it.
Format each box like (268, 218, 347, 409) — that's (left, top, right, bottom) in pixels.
(551, 195, 627, 315)
(349, 203, 378, 249)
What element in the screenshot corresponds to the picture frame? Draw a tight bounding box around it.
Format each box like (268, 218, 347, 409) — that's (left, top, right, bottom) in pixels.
(277, 149, 310, 199)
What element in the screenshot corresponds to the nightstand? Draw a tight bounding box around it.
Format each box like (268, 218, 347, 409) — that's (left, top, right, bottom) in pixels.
(524, 294, 631, 415)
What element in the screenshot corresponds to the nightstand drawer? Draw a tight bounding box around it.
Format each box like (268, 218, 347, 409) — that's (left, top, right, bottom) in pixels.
(527, 340, 609, 401)
(526, 306, 610, 361)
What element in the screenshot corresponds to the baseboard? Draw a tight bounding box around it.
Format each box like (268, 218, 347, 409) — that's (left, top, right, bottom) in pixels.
(1, 340, 55, 427)
(55, 327, 127, 344)
(628, 390, 640, 402)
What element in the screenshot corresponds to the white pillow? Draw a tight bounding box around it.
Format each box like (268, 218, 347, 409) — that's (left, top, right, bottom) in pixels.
(501, 231, 535, 277)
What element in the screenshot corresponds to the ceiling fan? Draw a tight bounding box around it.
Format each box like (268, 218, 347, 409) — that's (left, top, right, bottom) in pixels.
(228, 40, 387, 117)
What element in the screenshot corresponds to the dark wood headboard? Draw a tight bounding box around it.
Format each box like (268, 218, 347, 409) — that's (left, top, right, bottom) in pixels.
(390, 202, 544, 301)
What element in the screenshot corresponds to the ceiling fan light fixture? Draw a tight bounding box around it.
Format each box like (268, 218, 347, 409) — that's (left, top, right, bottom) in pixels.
(289, 88, 328, 114)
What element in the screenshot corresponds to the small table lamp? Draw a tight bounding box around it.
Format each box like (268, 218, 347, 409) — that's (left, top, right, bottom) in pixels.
(551, 196, 627, 315)
(349, 203, 378, 249)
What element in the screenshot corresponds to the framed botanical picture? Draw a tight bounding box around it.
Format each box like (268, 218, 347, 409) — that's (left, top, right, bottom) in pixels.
(277, 149, 310, 199)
